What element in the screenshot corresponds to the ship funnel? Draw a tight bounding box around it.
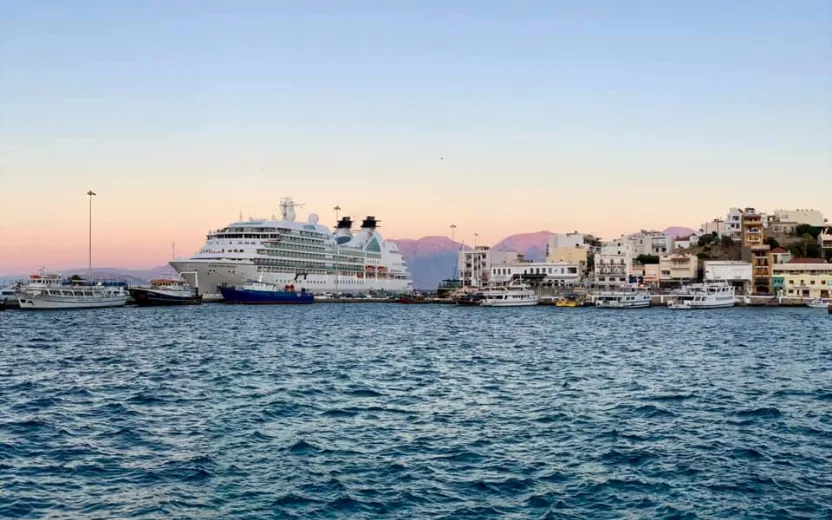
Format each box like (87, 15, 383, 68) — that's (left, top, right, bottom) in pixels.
(336, 217, 353, 230)
(361, 216, 379, 229)
(280, 198, 296, 222)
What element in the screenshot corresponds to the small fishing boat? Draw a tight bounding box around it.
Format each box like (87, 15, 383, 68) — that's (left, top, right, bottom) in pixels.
(805, 298, 829, 309)
(130, 279, 202, 306)
(555, 296, 580, 307)
(219, 281, 314, 304)
(398, 294, 428, 304)
(595, 290, 651, 309)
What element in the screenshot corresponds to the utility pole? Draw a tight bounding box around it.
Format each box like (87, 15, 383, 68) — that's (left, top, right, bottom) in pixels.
(334, 205, 342, 221)
(87, 190, 96, 279)
(450, 224, 457, 244)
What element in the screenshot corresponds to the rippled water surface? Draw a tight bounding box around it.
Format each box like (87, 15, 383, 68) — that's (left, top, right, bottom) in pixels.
(1, 305, 831, 518)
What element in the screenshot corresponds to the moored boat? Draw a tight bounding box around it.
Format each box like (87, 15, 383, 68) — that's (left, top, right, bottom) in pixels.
(17, 273, 128, 310)
(479, 281, 539, 307)
(398, 294, 427, 304)
(129, 279, 202, 306)
(595, 290, 651, 309)
(219, 281, 314, 304)
(669, 280, 735, 310)
(805, 298, 829, 309)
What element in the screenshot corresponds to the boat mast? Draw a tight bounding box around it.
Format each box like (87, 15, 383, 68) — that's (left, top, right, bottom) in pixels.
(87, 190, 96, 279)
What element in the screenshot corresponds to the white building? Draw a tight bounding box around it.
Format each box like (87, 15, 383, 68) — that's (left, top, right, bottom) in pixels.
(491, 261, 582, 288)
(547, 232, 585, 252)
(594, 239, 634, 289)
(704, 261, 752, 282)
(627, 231, 674, 256)
(773, 209, 826, 227)
(674, 235, 699, 249)
(458, 247, 520, 287)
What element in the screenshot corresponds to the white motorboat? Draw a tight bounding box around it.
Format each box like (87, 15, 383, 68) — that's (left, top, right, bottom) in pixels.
(669, 280, 735, 310)
(17, 273, 128, 310)
(594, 290, 651, 309)
(805, 298, 829, 309)
(478, 281, 539, 307)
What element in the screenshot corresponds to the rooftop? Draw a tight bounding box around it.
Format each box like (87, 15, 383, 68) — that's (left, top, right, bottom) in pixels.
(788, 258, 827, 264)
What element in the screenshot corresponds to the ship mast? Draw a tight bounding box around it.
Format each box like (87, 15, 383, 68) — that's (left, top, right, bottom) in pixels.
(87, 190, 96, 279)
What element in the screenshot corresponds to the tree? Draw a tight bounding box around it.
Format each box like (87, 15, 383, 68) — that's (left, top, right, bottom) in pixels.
(764, 237, 780, 249)
(69, 274, 83, 281)
(636, 254, 660, 265)
(788, 239, 823, 259)
(720, 235, 734, 247)
(794, 225, 821, 240)
(696, 252, 711, 260)
(697, 232, 719, 247)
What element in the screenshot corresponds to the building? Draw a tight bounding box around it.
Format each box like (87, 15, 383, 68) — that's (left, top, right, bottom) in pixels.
(704, 261, 752, 293)
(628, 231, 674, 256)
(819, 227, 832, 251)
(545, 233, 589, 271)
(547, 232, 585, 251)
(458, 247, 521, 287)
(726, 208, 744, 239)
(741, 210, 764, 247)
(772, 259, 832, 299)
(773, 209, 826, 227)
(700, 219, 727, 237)
(594, 239, 634, 289)
(749, 245, 773, 295)
(547, 246, 588, 269)
(771, 247, 792, 264)
(659, 254, 698, 284)
(490, 261, 582, 288)
(674, 235, 698, 249)
(769, 221, 799, 235)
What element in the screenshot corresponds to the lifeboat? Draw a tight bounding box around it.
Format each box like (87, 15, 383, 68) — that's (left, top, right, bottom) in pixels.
(364, 265, 376, 273)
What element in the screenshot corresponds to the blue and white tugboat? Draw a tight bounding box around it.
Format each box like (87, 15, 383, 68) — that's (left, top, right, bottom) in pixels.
(219, 279, 314, 304)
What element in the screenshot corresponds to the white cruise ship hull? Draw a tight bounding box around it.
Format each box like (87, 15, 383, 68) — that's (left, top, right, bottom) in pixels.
(18, 294, 128, 310)
(171, 259, 413, 301)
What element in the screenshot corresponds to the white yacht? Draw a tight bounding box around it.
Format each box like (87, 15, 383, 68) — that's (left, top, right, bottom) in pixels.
(478, 281, 539, 307)
(17, 273, 128, 310)
(170, 199, 413, 301)
(669, 280, 735, 310)
(594, 290, 651, 309)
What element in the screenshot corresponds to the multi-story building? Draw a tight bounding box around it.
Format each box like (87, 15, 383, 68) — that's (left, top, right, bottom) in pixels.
(659, 254, 699, 284)
(772, 259, 832, 299)
(741, 210, 764, 247)
(700, 219, 728, 237)
(726, 208, 744, 239)
(749, 246, 773, 295)
(628, 230, 674, 256)
(704, 261, 752, 293)
(545, 233, 589, 272)
(458, 247, 520, 287)
(773, 209, 826, 227)
(490, 261, 582, 288)
(594, 239, 634, 289)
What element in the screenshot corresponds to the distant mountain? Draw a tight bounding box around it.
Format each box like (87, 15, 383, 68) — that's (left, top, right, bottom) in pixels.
(492, 231, 551, 262)
(3, 266, 171, 286)
(392, 231, 551, 289)
(394, 236, 466, 290)
(663, 226, 697, 239)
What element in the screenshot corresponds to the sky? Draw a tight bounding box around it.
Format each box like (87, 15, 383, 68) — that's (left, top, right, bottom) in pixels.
(1, 0, 830, 273)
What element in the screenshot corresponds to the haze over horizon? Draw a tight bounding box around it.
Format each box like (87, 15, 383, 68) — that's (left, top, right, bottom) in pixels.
(2, 1, 830, 274)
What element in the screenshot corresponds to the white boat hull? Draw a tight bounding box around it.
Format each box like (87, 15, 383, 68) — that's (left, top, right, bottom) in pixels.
(669, 300, 735, 310)
(480, 299, 539, 307)
(171, 259, 413, 301)
(597, 300, 651, 309)
(18, 295, 128, 310)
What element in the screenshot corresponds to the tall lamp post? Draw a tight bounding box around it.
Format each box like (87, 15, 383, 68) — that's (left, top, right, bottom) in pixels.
(87, 190, 96, 279)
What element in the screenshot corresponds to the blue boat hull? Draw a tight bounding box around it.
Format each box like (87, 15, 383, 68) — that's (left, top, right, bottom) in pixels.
(219, 286, 314, 304)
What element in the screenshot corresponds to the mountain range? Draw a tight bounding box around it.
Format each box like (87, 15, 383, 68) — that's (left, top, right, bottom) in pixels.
(3, 227, 696, 290)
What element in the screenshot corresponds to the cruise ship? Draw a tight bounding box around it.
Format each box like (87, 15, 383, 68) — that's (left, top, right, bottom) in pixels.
(170, 199, 413, 300)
